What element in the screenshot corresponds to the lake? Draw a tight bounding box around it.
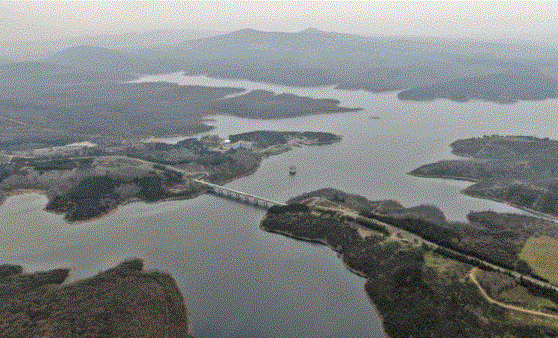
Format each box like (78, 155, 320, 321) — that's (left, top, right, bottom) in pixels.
(2, 72, 557, 337)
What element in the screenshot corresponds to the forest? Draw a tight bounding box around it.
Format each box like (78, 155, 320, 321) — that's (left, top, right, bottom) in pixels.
(411, 135, 558, 217)
(261, 195, 558, 337)
(286, 188, 558, 289)
(0, 81, 353, 150)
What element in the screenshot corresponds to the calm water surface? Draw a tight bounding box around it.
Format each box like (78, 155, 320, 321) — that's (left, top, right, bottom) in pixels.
(2, 73, 558, 337)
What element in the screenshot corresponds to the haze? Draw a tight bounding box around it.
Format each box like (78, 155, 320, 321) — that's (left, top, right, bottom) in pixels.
(1, 1, 557, 42)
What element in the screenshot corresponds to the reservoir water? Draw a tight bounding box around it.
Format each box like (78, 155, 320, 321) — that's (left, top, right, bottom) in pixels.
(2, 72, 558, 337)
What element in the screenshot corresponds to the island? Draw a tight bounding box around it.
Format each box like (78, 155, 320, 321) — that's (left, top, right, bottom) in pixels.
(409, 135, 558, 218)
(260, 188, 558, 337)
(0, 258, 191, 337)
(0, 131, 341, 222)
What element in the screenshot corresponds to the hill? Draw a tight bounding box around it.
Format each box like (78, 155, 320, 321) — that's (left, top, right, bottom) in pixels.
(10, 28, 558, 103)
(168, 29, 558, 100)
(410, 135, 558, 217)
(0, 29, 222, 62)
(261, 189, 558, 337)
(43, 45, 181, 75)
(398, 68, 558, 103)
(0, 259, 191, 337)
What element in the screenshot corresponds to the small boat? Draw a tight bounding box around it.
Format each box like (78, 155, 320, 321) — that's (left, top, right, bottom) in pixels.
(289, 165, 296, 175)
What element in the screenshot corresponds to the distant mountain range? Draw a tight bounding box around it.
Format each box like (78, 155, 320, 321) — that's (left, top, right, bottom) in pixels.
(2, 28, 558, 102)
(0, 29, 222, 61)
(1, 28, 558, 150)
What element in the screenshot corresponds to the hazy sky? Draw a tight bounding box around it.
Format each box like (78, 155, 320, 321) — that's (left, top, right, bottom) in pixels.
(1, 1, 557, 42)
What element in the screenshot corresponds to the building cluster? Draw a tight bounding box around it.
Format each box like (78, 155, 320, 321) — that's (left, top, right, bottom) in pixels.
(211, 139, 253, 153)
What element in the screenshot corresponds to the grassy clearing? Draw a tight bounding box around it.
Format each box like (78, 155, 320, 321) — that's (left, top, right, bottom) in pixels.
(520, 236, 558, 284)
(357, 227, 374, 239)
(423, 251, 461, 285)
(499, 286, 558, 312)
(424, 251, 454, 272)
(507, 310, 558, 330)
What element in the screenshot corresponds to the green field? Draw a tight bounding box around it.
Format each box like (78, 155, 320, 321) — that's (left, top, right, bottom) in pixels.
(423, 251, 461, 285)
(520, 236, 558, 284)
(499, 286, 558, 311)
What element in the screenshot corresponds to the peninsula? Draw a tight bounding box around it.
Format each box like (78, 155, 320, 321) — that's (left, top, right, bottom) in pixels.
(261, 188, 558, 337)
(0, 131, 341, 222)
(410, 135, 558, 218)
(0, 258, 191, 337)
(0, 81, 355, 150)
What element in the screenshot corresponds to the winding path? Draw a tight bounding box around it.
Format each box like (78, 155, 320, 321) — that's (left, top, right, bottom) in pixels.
(469, 267, 558, 320)
(312, 200, 558, 295)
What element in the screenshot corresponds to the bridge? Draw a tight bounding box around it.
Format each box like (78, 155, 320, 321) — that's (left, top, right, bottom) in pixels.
(194, 179, 286, 209)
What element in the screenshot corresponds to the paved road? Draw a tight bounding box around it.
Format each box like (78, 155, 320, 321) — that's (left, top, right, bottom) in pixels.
(193, 178, 285, 207)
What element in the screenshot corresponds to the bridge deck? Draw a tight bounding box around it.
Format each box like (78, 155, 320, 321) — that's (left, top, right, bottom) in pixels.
(194, 179, 286, 208)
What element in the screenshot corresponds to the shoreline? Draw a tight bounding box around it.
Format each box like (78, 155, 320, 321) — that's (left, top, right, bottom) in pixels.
(260, 220, 378, 280)
(407, 172, 480, 185)
(409, 172, 558, 222)
(462, 191, 558, 222)
(0, 185, 210, 224)
(259, 196, 558, 336)
(259, 217, 388, 334)
(0, 132, 340, 223)
(55, 189, 211, 224)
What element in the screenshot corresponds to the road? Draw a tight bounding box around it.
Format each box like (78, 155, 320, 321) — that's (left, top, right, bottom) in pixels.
(8, 155, 558, 294)
(469, 267, 558, 319)
(312, 203, 558, 294)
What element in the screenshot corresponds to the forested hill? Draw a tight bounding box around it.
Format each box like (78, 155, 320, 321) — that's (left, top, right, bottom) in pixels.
(410, 135, 558, 217)
(0, 82, 354, 149)
(4, 28, 558, 104)
(16, 28, 556, 103)
(397, 67, 558, 103)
